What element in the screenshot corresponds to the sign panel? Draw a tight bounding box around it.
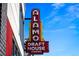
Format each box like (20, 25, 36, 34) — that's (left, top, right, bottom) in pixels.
(26, 41, 49, 54)
(31, 9, 41, 42)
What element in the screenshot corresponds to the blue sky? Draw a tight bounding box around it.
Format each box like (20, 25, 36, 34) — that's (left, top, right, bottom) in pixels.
(24, 3, 79, 56)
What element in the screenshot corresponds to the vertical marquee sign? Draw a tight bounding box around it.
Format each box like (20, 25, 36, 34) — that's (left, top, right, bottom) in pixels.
(25, 9, 49, 54)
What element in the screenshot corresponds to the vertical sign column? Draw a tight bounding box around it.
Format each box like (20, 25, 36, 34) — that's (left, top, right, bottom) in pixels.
(31, 9, 41, 42)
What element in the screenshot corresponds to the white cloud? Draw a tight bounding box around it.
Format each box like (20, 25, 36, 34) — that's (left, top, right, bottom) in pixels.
(45, 3, 65, 20)
(47, 16, 61, 24)
(49, 4, 79, 22)
(44, 4, 79, 31)
(51, 3, 65, 9)
(43, 27, 67, 33)
(68, 6, 76, 12)
(45, 10, 57, 20)
(47, 4, 79, 22)
(67, 4, 79, 18)
(68, 25, 76, 29)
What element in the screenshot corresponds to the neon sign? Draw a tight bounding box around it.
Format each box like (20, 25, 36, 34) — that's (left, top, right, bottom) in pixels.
(25, 9, 49, 54)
